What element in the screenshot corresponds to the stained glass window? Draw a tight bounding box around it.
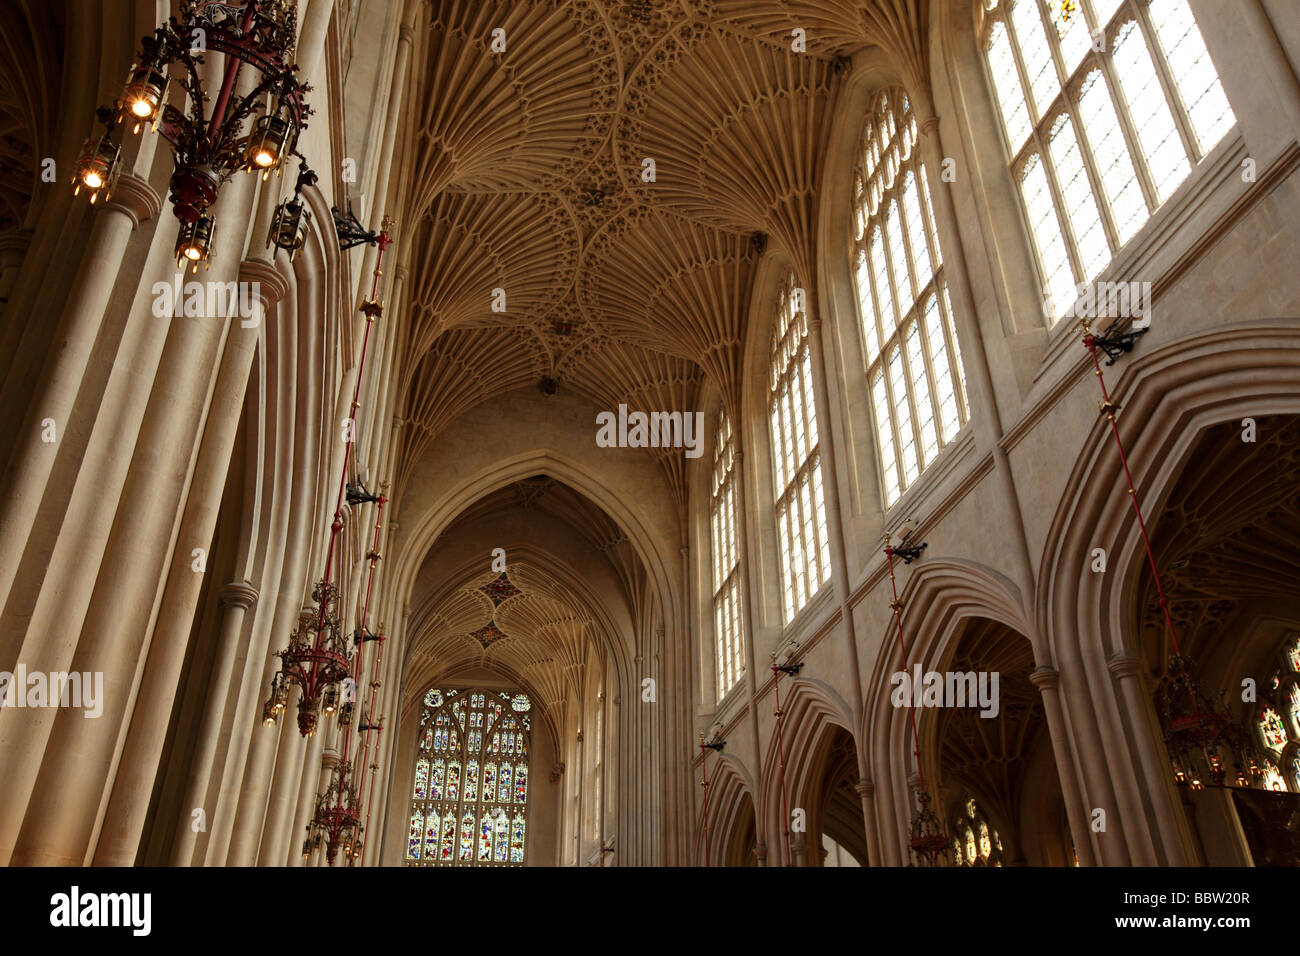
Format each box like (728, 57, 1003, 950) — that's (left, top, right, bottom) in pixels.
(1258, 706, 1288, 754)
(952, 796, 1004, 866)
(1286, 637, 1300, 674)
(710, 411, 745, 697)
(769, 272, 832, 623)
(852, 90, 969, 507)
(979, 0, 1235, 321)
(1262, 759, 1286, 792)
(406, 687, 532, 866)
(1247, 636, 1300, 793)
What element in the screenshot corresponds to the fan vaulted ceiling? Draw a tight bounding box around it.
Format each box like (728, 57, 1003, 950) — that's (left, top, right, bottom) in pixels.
(393, 0, 935, 497)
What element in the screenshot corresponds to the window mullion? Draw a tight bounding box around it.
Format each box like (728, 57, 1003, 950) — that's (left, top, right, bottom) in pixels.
(1004, 8, 1045, 130)
(1062, 76, 1122, 253)
(934, 271, 970, 423)
(1032, 109, 1087, 285)
(1131, 0, 1202, 163)
(897, 308, 927, 469)
(876, 347, 907, 498)
(1092, 23, 1163, 211)
(916, 293, 946, 449)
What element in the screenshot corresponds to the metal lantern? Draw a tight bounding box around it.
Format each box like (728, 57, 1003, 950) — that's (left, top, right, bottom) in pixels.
(71, 133, 122, 205)
(245, 112, 294, 177)
(120, 65, 169, 133)
(174, 215, 216, 271)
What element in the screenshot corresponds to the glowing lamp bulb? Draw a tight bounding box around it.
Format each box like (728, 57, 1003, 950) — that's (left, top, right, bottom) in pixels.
(183, 245, 201, 261)
(254, 149, 275, 168)
(130, 98, 153, 118)
(82, 170, 104, 189)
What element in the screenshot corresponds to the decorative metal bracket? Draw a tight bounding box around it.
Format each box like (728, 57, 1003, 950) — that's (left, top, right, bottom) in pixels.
(891, 541, 927, 565)
(331, 205, 381, 250)
(345, 480, 383, 506)
(1085, 319, 1148, 366)
(351, 627, 383, 648)
(702, 735, 726, 753)
(773, 659, 804, 677)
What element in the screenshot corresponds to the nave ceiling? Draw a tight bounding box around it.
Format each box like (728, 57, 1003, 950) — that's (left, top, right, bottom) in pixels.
(391, 0, 935, 500)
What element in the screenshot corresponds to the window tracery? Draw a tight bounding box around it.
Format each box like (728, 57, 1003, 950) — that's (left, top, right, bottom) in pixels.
(852, 89, 970, 506)
(710, 411, 745, 698)
(950, 796, 1005, 866)
(1252, 634, 1300, 794)
(768, 273, 832, 622)
(406, 688, 531, 866)
(979, 0, 1235, 319)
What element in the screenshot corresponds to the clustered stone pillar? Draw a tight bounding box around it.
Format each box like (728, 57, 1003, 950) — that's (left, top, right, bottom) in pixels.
(0, 0, 418, 868)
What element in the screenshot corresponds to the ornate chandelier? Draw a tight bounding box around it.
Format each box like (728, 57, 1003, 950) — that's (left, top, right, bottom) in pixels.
(1079, 320, 1259, 790)
(72, 0, 317, 268)
(304, 761, 362, 866)
(268, 582, 351, 737)
(262, 221, 394, 738)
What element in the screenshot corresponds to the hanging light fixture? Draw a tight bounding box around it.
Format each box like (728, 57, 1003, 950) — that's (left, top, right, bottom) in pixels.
(307, 762, 362, 866)
(174, 215, 217, 271)
(272, 582, 351, 737)
(1079, 320, 1260, 790)
(883, 530, 951, 866)
(266, 164, 317, 261)
(263, 219, 395, 739)
(72, 110, 123, 205)
(73, 1, 318, 268)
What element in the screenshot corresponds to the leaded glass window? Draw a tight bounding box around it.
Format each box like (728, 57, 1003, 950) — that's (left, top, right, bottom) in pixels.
(768, 273, 832, 622)
(951, 796, 1004, 867)
(1250, 635, 1300, 794)
(979, 0, 1235, 320)
(852, 89, 970, 506)
(710, 411, 744, 698)
(406, 687, 532, 866)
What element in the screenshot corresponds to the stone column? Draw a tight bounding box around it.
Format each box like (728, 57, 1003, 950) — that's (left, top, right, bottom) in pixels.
(0, 171, 159, 624)
(170, 579, 259, 865)
(730, 445, 772, 867)
(855, 778, 880, 867)
(1108, 654, 1191, 865)
(91, 258, 285, 864)
(0, 165, 253, 867)
(1029, 665, 1096, 866)
(805, 313, 876, 847)
(14, 247, 277, 865)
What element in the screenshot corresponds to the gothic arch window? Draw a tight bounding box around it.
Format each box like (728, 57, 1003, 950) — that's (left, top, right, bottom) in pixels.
(405, 688, 532, 866)
(950, 796, 1005, 866)
(768, 272, 832, 622)
(852, 89, 970, 506)
(978, 0, 1235, 318)
(710, 410, 744, 697)
(1253, 635, 1300, 793)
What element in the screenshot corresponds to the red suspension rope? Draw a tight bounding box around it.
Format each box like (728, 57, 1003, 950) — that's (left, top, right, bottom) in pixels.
(884, 540, 925, 792)
(697, 736, 711, 867)
(306, 229, 392, 702)
(770, 660, 794, 866)
(1081, 328, 1182, 656)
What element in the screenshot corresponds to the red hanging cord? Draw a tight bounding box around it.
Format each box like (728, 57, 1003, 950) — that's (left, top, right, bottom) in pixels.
(770, 661, 794, 865)
(697, 736, 711, 867)
(1082, 329, 1182, 656)
(305, 228, 392, 709)
(884, 540, 925, 791)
